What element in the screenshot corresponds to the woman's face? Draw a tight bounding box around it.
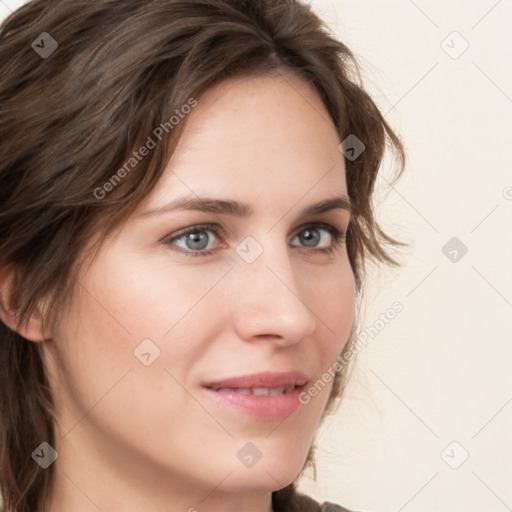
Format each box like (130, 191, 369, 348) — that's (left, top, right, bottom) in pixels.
(43, 72, 356, 508)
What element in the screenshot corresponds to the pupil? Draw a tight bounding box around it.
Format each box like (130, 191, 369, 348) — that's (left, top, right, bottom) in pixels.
(187, 232, 208, 250)
(302, 228, 319, 247)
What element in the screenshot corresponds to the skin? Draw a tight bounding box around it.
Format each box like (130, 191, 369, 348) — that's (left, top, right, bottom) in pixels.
(0, 71, 356, 512)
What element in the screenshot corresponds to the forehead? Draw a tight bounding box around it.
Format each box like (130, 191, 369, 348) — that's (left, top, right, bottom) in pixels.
(146, 72, 347, 208)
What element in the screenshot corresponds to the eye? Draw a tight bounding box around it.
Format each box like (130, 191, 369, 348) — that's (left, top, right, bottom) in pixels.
(162, 223, 223, 257)
(162, 222, 346, 258)
(291, 222, 346, 254)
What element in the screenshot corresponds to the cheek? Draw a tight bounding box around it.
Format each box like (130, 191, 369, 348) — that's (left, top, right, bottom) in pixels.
(48, 277, 201, 443)
(90, 251, 231, 341)
(309, 264, 356, 356)
(50, 253, 231, 408)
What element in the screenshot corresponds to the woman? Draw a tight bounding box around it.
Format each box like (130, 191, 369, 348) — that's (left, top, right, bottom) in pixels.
(0, 1, 406, 511)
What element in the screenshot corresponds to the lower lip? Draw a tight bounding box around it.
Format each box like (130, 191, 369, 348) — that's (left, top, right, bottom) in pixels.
(202, 385, 305, 421)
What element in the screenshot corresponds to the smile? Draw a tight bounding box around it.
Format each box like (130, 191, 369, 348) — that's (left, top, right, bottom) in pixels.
(202, 384, 307, 421)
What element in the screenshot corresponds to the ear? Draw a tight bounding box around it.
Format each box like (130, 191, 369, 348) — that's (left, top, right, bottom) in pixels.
(0, 264, 48, 343)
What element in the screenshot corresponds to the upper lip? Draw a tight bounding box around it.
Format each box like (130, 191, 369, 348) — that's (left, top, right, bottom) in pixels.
(202, 371, 309, 390)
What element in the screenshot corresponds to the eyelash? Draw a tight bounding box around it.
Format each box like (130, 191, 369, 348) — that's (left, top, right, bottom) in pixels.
(162, 222, 347, 258)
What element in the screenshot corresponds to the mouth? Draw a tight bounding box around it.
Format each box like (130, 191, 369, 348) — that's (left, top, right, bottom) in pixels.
(201, 370, 309, 391)
(203, 384, 306, 421)
(203, 384, 302, 396)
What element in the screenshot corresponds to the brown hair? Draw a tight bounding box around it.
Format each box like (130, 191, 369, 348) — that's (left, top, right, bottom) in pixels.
(0, 0, 406, 511)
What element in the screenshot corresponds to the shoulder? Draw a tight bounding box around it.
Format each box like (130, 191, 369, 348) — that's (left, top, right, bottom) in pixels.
(272, 486, 362, 512)
(290, 489, 359, 512)
(320, 501, 361, 512)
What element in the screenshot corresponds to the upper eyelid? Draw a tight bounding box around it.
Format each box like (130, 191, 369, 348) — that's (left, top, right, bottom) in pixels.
(171, 220, 342, 234)
(161, 206, 350, 237)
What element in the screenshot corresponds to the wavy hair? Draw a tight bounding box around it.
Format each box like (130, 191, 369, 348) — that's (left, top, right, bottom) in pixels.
(0, 1, 406, 510)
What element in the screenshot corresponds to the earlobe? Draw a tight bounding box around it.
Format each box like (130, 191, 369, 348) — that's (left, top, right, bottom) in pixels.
(0, 264, 48, 343)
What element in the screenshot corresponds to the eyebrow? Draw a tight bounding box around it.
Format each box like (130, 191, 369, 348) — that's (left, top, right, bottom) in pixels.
(140, 194, 352, 219)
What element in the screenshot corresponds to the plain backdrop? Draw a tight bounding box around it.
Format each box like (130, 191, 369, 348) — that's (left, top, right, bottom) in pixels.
(1, 1, 511, 511)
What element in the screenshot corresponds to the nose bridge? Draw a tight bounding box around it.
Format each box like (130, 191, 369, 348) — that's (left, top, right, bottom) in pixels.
(231, 232, 316, 343)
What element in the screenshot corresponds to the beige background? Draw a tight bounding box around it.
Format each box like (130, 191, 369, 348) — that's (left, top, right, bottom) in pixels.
(298, 2, 512, 511)
(1, 1, 511, 511)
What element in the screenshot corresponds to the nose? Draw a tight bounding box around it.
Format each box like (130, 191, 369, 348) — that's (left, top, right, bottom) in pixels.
(230, 236, 317, 347)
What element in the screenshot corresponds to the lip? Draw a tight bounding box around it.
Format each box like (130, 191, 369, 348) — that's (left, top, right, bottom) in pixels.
(201, 371, 309, 421)
(202, 385, 307, 421)
(202, 371, 309, 390)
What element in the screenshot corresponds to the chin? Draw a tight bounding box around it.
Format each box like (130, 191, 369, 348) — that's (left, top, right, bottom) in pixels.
(221, 449, 307, 492)
(222, 468, 299, 493)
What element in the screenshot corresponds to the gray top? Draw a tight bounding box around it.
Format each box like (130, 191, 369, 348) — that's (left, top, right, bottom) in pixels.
(321, 502, 358, 512)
